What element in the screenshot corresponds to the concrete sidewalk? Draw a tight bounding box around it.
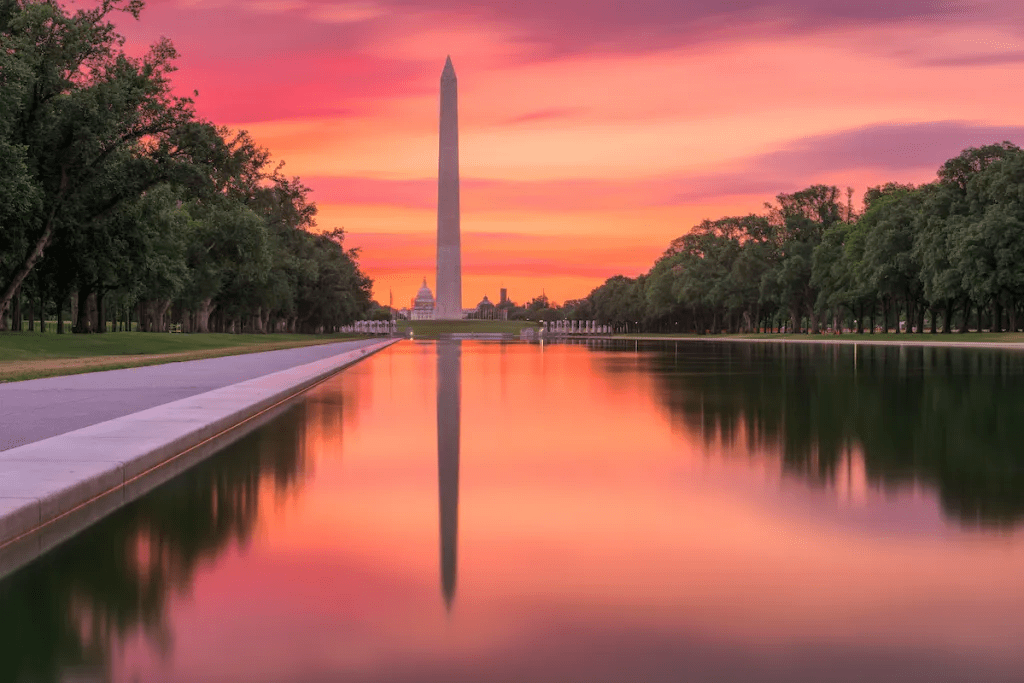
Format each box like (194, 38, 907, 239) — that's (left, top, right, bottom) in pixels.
(0, 338, 384, 452)
(0, 337, 401, 578)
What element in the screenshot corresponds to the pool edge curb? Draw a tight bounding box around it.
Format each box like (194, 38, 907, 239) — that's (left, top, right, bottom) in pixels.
(0, 337, 401, 579)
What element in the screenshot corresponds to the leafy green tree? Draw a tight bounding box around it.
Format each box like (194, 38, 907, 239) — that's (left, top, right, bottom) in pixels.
(590, 275, 646, 331)
(186, 198, 270, 333)
(811, 221, 855, 331)
(859, 184, 925, 333)
(917, 144, 1023, 333)
(128, 185, 191, 329)
(764, 185, 844, 333)
(0, 0, 194, 328)
(0, 24, 38, 301)
(518, 293, 553, 321)
(723, 216, 774, 332)
(293, 229, 371, 331)
(948, 149, 1024, 331)
(561, 298, 595, 321)
(915, 183, 964, 332)
(645, 251, 686, 327)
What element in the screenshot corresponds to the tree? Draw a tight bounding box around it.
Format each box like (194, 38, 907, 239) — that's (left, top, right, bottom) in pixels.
(0, 20, 39, 305)
(589, 275, 646, 330)
(917, 144, 1024, 333)
(948, 150, 1024, 331)
(764, 185, 844, 333)
(859, 184, 925, 333)
(293, 229, 372, 331)
(0, 0, 194, 328)
(811, 221, 855, 331)
(915, 183, 964, 332)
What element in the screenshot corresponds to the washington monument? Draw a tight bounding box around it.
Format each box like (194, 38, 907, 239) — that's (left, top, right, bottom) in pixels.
(435, 56, 462, 319)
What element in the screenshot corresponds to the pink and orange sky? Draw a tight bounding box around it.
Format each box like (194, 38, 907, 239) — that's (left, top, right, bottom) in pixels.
(117, 0, 1024, 307)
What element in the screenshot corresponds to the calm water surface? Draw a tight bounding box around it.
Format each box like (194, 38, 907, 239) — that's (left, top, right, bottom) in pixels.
(3, 339, 1024, 683)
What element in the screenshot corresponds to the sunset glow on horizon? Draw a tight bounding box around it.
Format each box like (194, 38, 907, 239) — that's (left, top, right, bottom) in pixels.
(116, 0, 1024, 306)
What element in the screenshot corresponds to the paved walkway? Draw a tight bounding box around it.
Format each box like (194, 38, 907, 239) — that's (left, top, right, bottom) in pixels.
(0, 337, 400, 578)
(0, 338, 383, 452)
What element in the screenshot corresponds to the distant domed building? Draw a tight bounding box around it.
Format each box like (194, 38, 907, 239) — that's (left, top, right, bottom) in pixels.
(469, 294, 507, 319)
(411, 278, 436, 320)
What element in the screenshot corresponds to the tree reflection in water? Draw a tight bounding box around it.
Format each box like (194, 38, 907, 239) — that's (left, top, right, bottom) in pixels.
(0, 403, 313, 683)
(639, 340, 1024, 528)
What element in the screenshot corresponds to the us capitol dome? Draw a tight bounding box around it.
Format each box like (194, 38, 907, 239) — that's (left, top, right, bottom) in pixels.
(411, 278, 436, 320)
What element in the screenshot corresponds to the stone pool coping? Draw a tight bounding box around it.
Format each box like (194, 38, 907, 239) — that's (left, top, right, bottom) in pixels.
(0, 337, 401, 579)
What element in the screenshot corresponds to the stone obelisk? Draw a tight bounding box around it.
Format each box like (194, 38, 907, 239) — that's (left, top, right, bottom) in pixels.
(435, 56, 462, 319)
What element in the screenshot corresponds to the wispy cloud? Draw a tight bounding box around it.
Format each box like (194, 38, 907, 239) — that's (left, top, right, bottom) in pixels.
(304, 120, 1024, 212)
(750, 120, 1024, 174)
(503, 107, 583, 125)
(176, 53, 428, 123)
(145, 0, 1010, 66)
(918, 50, 1024, 67)
(378, 0, 989, 57)
(674, 121, 1024, 200)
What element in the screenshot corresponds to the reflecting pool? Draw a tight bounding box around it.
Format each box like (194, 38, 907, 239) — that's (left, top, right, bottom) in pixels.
(2, 339, 1024, 683)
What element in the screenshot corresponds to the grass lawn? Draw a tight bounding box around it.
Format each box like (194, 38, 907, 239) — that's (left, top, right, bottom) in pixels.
(0, 331, 369, 382)
(398, 319, 539, 337)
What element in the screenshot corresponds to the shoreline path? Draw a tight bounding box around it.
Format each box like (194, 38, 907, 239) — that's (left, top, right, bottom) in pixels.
(0, 337, 400, 577)
(611, 335, 1024, 350)
(0, 338, 384, 452)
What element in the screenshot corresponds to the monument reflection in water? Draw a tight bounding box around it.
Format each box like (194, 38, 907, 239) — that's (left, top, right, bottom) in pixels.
(437, 339, 460, 610)
(6, 340, 1024, 682)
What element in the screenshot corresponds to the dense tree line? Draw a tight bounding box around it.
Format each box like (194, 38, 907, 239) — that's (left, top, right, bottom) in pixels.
(581, 143, 1024, 334)
(0, 0, 372, 334)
